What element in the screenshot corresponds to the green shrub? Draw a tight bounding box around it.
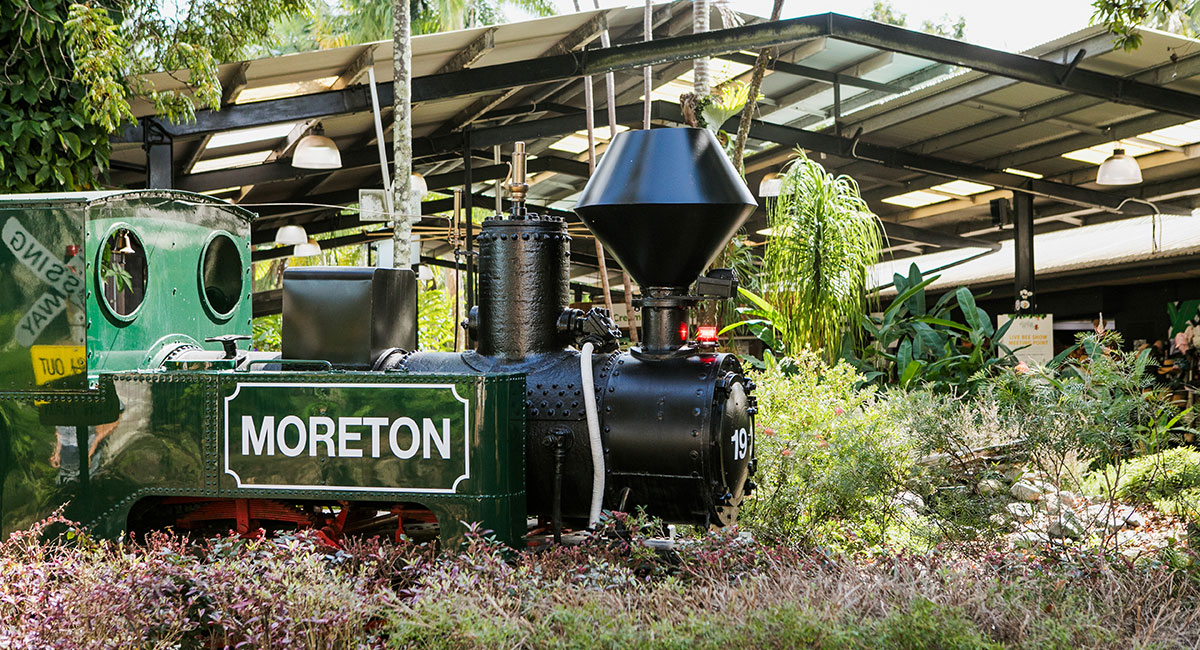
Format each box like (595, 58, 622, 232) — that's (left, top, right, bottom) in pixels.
(740, 351, 912, 546)
(1086, 447, 1200, 503)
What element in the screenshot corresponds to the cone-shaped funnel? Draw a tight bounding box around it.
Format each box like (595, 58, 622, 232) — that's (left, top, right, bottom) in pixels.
(574, 128, 757, 289)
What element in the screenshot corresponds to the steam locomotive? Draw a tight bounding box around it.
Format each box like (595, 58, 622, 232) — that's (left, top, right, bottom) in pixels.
(0, 127, 757, 546)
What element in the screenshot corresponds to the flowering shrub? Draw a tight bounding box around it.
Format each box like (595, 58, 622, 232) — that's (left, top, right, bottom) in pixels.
(739, 351, 913, 547)
(0, 513, 393, 649)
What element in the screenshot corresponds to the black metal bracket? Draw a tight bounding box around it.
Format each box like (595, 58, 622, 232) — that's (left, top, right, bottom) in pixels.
(1057, 49, 1086, 86)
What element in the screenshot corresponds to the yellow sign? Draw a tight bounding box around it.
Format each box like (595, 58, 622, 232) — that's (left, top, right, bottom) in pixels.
(30, 345, 86, 385)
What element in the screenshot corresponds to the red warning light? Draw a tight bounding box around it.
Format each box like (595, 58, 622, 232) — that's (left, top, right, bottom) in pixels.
(679, 322, 689, 341)
(697, 326, 718, 342)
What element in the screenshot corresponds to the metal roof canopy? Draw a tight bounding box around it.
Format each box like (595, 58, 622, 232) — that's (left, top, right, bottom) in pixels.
(103, 4, 1200, 314)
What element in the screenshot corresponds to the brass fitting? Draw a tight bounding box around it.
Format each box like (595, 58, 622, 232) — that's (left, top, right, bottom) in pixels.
(507, 141, 529, 204)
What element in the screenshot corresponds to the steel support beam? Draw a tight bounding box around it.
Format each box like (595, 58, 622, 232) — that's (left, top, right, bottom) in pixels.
(718, 51, 905, 94)
(882, 221, 1002, 253)
(703, 108, 1160, 216)
(825, 14, 1200, 120)
(114, 15, 832, 143)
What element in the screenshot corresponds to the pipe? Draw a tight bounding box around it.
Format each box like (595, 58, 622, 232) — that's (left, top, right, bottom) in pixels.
(550, 433, 567, 544)
(367, 64, 393, 209)
(580, 341, 604, 527)
(643, 0, 652, 131)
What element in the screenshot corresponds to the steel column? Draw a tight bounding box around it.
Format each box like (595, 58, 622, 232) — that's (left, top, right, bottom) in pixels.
(463, 131, 475, 315)
(1013, 192, 1036, 313)
(144, 121, 173, 189)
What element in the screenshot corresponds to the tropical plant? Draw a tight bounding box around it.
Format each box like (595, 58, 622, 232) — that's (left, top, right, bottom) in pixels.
(846, 264, 1018, 393)
(265, 0, 557, 53)
(65, 0, 306, 130)
(759, 151, 883, 362)
(719, 286, 787, 367)
(0, 0, 111, 192)
(1093, 0, 1200, 50)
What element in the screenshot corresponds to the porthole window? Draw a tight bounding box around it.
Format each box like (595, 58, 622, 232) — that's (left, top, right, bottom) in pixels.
(199, 231, 243, 319)
(98, 226, 147, 320)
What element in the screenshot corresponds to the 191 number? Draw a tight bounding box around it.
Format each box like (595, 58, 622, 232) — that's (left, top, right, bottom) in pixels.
(730, 427, 749, 460)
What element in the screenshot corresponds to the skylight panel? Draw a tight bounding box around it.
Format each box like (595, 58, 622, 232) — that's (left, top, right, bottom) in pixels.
(199, 186, 242, 196)
(1139, 120, 1200, 146)
(191, 151, 273, 174)
(881, 190, 952, 208)
(1062, 141, 1162, 165)
(547, 125, 629, 154)
(234, 77, 340, 104)
(207, 123, 299, 149)
(930, 180, 993, 196)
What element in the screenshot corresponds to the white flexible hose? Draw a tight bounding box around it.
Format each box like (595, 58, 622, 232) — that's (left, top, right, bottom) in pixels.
(580, 341, 604, 528)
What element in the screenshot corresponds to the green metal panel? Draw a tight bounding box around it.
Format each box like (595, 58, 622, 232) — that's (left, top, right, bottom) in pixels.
(0, 190, 254, 391)
(214, 371, 527, 546)
(83, 192, 253, 374)
(0, 369, 527, 547)
(0, 203, 87, 391)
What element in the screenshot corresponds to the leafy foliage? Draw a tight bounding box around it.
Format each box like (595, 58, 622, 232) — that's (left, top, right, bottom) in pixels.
(1093, 0, 1200, 50)
(761, 151, 883, 361)
(1088, 447, 1200, 503)
(846, 264, 1018, 393)
(65, 0, 306, 128)
(740, 352, 912, 547)
(264, 0, 557, 54)
(866, 0, 967, 38)
(0, 0, 111, 192)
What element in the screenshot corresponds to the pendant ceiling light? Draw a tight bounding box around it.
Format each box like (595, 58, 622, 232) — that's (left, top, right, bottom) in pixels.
(292, 124, 342, 170)
(293, 238, 322, 257)
(1096, 148, 1143, 185)
(274, 224, 309, 246)
(758, 173, 783, 198)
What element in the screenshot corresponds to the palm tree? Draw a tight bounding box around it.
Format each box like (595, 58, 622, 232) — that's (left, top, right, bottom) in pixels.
(761, 151, 883, 361)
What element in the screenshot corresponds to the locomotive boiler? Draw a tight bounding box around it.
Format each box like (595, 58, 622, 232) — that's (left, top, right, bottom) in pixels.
(0, 127, 757, 546)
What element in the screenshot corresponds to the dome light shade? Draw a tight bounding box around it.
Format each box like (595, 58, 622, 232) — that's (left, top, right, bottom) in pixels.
(293, 239, 321, 257)
(1096, 148, 1142, 185)
(411, 173, 428, 200)
(275, 224, 308, 245)
(293, 132, 342, 169)
(758, 173, 783, 197)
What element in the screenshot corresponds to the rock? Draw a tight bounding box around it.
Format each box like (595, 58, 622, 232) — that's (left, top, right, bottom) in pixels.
(917, 453, 950, 468)
(1047, 512, 1085, 540)
(1028, 479, 1057, 494)
(894, 491, 925, 511)
(1040, 494, 1062, 516)
(1086, 504, 1144, 530)
(1058, 491, 1078, 507)
(977, 478, 1005, 496)
(1011, 530, 1044, 548)
(1123, 508, 1145, 528)
(1002, 466, 1027, 483)
(1010, 481, 1043, 502)
(1005, 502, 1034, 520)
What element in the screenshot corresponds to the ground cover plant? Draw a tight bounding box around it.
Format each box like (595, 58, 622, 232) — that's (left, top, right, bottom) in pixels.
(4, 511, 1200, 649)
